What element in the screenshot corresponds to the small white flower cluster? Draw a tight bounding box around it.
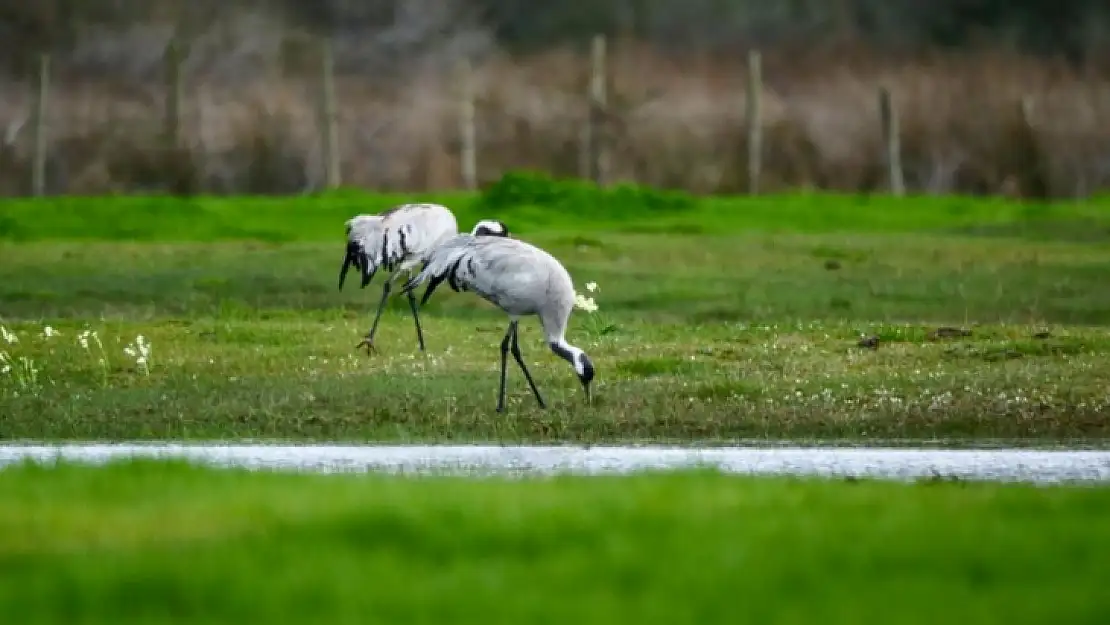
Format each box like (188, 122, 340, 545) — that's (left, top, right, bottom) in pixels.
(1, 325, 19, 375)
(0, 351, 37, 385)
(124, 335, 151, 374)
(0, 324, 40, 392)
(77, 329, 101, 351)
(574, 281, 599, 313)
(75, 329, 111, 386)
(1, 324, 158, 395)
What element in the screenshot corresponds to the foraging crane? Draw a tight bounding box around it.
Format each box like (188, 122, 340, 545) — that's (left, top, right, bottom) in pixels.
(401, 234, 596, 412)
(338, 203, 509, 354)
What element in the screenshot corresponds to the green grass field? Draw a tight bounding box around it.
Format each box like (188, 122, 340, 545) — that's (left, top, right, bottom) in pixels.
(3, 178, 1110, 444)
(0, 460, 1107, 624)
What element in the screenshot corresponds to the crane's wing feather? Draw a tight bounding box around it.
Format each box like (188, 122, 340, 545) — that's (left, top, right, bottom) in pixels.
(402, 236, 552, 309)
(379, 204, 458, 272)
(340, 204, 459, 290)
(401, 235, 475, 303)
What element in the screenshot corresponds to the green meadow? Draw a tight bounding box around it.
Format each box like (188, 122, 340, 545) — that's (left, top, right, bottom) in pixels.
(2, 173, 1110, 444)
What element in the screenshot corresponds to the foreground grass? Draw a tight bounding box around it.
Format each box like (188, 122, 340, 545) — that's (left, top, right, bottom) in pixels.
(1, 460, 1108, 624)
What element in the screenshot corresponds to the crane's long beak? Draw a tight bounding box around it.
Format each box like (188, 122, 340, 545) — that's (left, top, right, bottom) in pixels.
(583, 381, 592, 405)
(338, 243, 358, 290)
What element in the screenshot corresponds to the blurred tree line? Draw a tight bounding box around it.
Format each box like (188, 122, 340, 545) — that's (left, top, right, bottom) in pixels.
(1, 0, 1106, 74)
(472, 0, 1103, 63)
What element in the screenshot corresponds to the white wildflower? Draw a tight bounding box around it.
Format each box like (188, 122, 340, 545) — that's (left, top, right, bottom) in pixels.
(42, 326, 58, 339)
(77, 329, 100, 350)
(574, 292, 598, 313)
(1, 326, 17, 344)
(585, 281, 598, 293)
(124, 334, 152, 373)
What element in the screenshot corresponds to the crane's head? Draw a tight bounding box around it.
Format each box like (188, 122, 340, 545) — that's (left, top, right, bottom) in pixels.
(549, 340, 596, 404)
(471, 219, 510, 238)
(339, 215, 381, 290)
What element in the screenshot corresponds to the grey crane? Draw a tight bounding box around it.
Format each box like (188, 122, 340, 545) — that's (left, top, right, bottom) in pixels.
(338, 203, 509, 354)
(401, 233, 596, 412)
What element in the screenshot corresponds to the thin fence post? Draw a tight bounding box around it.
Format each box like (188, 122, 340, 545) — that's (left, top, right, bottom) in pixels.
(1020, 95, 1034, 121)
(745, 49, 762, 195)
(163, 35, 184, 150)
(319, 36, 340, 189)
(456, 58, 477, 191)
(1014, 94, 1047, 199)
(587, 34, 608, 186)
(878, 86, 904, 196)
(31, 53, 49, 197)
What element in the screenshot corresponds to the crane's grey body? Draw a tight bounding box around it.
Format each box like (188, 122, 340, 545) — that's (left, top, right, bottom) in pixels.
(403, 234, 595, 411)
(338, 203, 508, 354)
(411, 235, 574, 330)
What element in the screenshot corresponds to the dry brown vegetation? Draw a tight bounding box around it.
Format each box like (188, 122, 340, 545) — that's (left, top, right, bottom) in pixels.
(2, 35, 1109, 198)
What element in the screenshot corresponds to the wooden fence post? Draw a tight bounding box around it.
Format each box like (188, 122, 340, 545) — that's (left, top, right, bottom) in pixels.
(1013, 95, 1047, 198)
(31, 53, 49, 197)
(1019, 95, 1035, 125)
(319, 36, 340, 189)
(587, 34, 608, 186)
(878, 86, 904, 196)
(163, 35, 184, 150)
(456, 58, 477, 191)
(745, 49, 762, 195)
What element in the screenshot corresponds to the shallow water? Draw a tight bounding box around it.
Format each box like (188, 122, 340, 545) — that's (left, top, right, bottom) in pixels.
(2, 443, 1110, 483)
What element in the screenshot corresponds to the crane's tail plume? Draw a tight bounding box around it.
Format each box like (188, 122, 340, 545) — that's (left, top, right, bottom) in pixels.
(401, 264, 450, 307)
(400, 272, 425, 296)
(360, 261, 377, 288)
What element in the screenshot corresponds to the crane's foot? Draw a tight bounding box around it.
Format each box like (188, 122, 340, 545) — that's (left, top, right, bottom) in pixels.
(355, 335, 378, 356)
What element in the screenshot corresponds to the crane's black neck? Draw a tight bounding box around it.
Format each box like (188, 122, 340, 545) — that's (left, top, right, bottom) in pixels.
(549, 341, 574, 364)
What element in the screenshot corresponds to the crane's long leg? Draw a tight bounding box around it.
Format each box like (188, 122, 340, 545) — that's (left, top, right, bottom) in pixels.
(496, 321, 514, 412)
(407, 289, 426, 352)
(356, 279, 392, 355)
(509, 322, 546, 409)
